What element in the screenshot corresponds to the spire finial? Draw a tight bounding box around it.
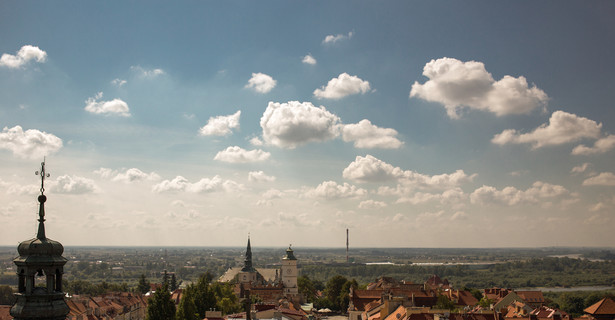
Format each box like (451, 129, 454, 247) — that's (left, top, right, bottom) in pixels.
(35, 157, 50, 195)
(35, 158, 50, 240)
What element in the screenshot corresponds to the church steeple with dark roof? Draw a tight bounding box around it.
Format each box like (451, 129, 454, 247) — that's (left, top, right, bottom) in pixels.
(11, 160, 69, 320)
(241, 236, 255, 272)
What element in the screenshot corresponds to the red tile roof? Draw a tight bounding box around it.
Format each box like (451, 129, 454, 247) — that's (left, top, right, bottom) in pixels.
(584, 298, 615, 315)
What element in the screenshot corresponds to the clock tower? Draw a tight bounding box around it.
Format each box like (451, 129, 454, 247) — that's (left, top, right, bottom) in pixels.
(281, 246, 298, 297)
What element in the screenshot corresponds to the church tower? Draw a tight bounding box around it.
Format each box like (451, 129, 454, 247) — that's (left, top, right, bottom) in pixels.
(11, 161, 69, 320)
(238, 236, 257, 283)
(281, 246, 298, 297)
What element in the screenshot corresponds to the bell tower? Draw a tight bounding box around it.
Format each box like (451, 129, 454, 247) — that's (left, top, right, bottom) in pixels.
(11, 160, 69, 320)
(281, 246, 298, 297)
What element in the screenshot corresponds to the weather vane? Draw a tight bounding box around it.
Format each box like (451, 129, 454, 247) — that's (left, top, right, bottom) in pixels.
(35, 157, 50, 195)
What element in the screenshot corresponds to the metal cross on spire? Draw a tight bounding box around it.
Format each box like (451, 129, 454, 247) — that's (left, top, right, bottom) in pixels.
(35, 158, 50, 195)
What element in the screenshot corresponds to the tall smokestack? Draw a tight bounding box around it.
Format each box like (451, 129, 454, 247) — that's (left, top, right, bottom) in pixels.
(346, 228, 349, 263)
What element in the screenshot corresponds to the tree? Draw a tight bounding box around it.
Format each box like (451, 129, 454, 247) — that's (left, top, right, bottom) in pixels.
(339, 279, 358, 312)
(323, 275, 351, 312)
(171, 274, 178, 291)
(162, 270, 169, 286)
(138, 274, 151, 294)
(435, 294, 456, 311)
(147, 283, 176, 320)
(192, 272, 216, 318)
(176, 285, 198, 320)
(298, 275, 317, 303)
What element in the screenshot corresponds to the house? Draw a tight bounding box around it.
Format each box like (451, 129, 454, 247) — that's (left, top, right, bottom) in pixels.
(583, 297, 615, 320)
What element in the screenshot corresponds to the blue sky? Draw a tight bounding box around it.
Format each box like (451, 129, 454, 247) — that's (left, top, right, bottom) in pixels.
(1, 1, 614, 247)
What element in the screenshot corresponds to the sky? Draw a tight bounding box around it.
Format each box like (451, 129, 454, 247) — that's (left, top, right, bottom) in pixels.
(1, 1, 615, 248)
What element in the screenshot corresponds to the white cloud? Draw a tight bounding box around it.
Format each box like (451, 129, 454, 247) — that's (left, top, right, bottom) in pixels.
(260, 101, 341, 148)
(313, 73, 371, 99)
(199, 111, 241, 136)
(84, 92, 130, 117)
(305, 181, 367, 200)
(571, 163, 591, 174)
(248, 171, 276, 182)
(111, 78, 127, 87)
(213, 146, 271, 163)
(0, 125, 63, 159)
(572, 135, 615, 155)
(342, 119, 403, 149)
(262, 189, 284, 199)
(113, 168, 160, 183)
(0, 45, 47, 69)
(343, 155, 474, 189)
(470, 181, 569, 206)
(582, 172, 615, 186)
(245, 72, 276, 93)
(396, 188, 466, 205)
(50, 175, 97, 194)
(451, 211, 468, 220)
(343, 155, 405, 183)
(152, 175, 243, 193)
(322, 32, 353, 44)
(130, 66, 165, 78)
(302, 54, 317, 65)
(249, 136, 264, 146)
(410, 57, 548, 118)
(492, 111, 602, 148)
(358, 200, 387, 210)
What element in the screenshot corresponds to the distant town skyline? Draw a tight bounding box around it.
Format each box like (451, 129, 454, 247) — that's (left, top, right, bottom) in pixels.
(1, 2, 614, 248)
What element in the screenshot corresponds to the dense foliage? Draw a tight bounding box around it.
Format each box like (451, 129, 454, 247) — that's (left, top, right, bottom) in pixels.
(147, 283, 176, 320)
(301, 257, 615, 288)
(545, 290, 615, 317)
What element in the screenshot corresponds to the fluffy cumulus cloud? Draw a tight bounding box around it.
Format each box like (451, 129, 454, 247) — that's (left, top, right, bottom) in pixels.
(313, 73, 371, 99)
(306, 181, 367, 200)
(358, 200, 387, 210)
(84, 92, 130, 117)
(260, 101, 341, 148)
(152, 175, 243, 193)
(492, 111, 602, 149)
(95, 168, 160, 183)
(50, 175, 97, 194)
(248, 171, 276, 182)
(572, 135, 615, 155)
(322, 32, 353, 44)
(302, 54, 317, 65)
(199, 111, 241, 136)
(213, 146, 271, 163)
(342, 119, 403, 149)
(470, 181, 569, 206)
(245, 73, 276, 93)
(0, 125, 63, 159)
(582, 172, 615, 186)
(0, 45, 47, 69)
(343, 155, 474, 189)
(343, 155, 406, 183)
(410, 57, 548, 118)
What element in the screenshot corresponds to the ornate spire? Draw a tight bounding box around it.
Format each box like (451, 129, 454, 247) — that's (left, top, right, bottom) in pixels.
(35, 159, 50, 240)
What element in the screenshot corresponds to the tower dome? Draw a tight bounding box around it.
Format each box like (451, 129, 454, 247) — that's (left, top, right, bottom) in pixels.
(11, 161, 69, 320)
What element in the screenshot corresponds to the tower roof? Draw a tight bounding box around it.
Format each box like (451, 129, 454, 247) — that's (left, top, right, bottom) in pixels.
(283, 246, 296, 260)
(241, 236, 256, 272)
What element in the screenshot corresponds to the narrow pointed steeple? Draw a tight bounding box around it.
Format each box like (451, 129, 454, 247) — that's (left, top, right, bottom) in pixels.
(241, 236, 255, 272)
